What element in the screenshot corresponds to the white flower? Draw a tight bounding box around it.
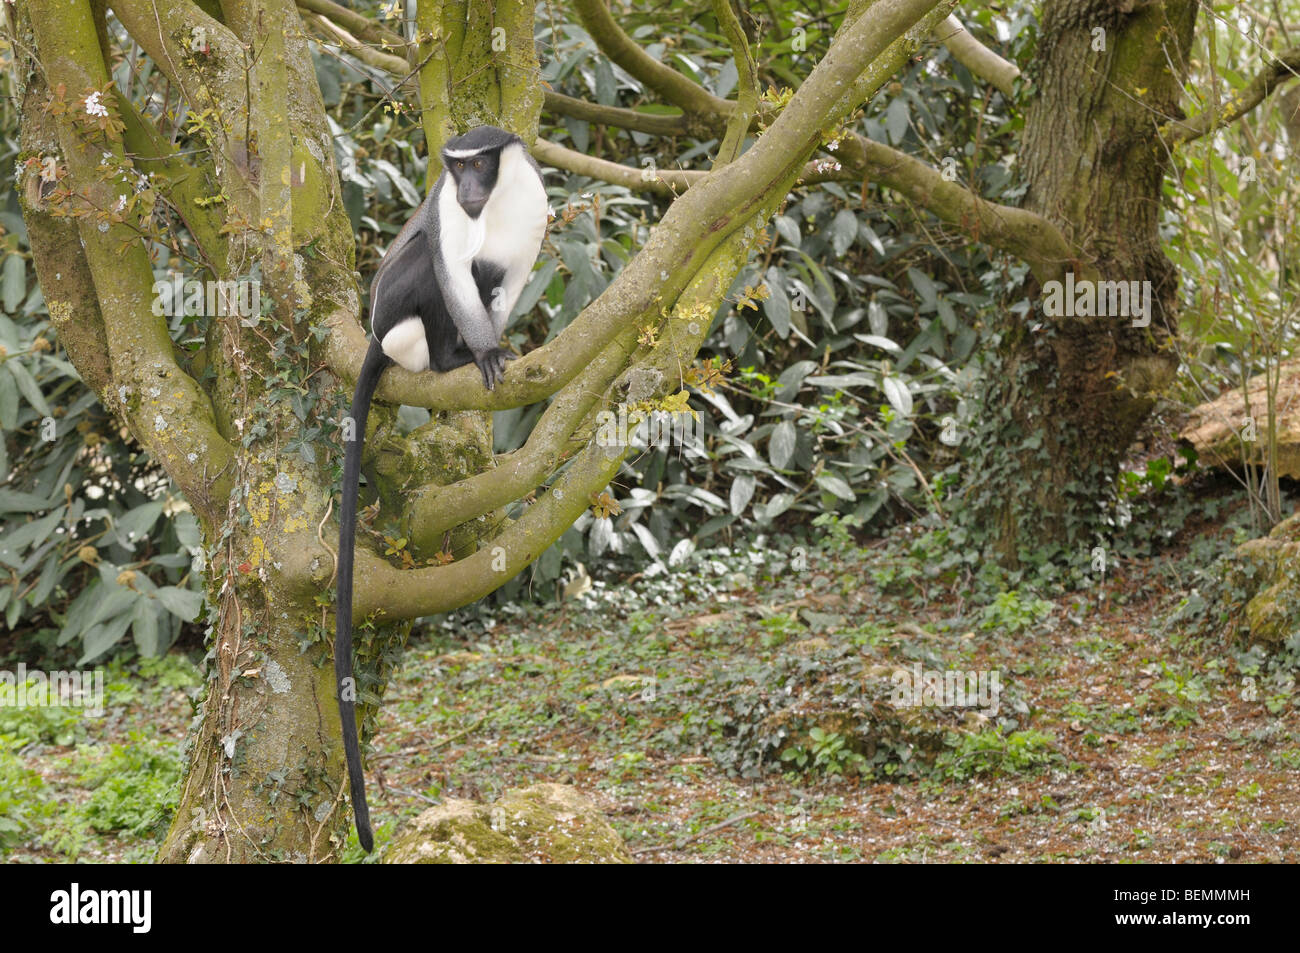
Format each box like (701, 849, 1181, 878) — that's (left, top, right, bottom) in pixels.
(85, 91, 109, 118)
(811, 158, 841, 174)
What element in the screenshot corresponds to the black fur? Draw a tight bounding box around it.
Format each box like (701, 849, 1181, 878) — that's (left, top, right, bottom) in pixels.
(336, 125, 546, 852)
(334, 340, 391, 853)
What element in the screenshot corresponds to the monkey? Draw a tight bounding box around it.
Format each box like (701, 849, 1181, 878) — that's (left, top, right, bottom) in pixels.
(335, 125, 548, 852)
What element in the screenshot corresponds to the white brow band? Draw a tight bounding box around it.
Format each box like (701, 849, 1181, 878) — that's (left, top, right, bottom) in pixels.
(443, 148, 483, 158)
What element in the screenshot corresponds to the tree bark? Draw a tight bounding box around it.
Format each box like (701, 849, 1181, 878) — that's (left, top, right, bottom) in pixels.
(962, 0, 1198, 565)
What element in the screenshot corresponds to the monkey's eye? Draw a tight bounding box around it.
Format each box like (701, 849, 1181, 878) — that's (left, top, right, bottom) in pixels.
(455, 160, 464, 170)
(472, 158, 484, 171)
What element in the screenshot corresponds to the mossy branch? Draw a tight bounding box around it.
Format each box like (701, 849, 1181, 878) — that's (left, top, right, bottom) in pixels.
(407, 326, 642, 548)
(712, 0, 760, 166)
(116, 90, 231, 274)
(295, 0, 407, 53)
(934, 14, 1020, 98)
(570, 0, 734, 123)
(27, 0, 237, 525)
(1163, 45, 1300, 145)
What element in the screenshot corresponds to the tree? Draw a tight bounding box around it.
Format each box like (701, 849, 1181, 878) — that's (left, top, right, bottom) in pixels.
(12, 0, 1297, 863)
(13, 0, 959, 861)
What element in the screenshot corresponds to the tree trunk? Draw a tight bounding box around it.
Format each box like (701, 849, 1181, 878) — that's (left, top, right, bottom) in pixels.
(963, 0, 1198, 565)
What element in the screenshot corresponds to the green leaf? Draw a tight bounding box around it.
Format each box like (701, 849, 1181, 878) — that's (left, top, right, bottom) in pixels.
(859, 223, 886, 258)
(886, 97, 910, 144)
(0, 488, 55, 513)
(769, 420, 797, 469)
(594, 57, 618, 106)
(514, 259, 558, 319)
(6, 359, 50, 417)
(815, 473, 855, 501)
(854, 333, 901, 353)
(79, 612, 134, 664)
(0, 366, 17, 429)
(155, 585, 204, 622)
(762, 285, 792, 339)
(907, 268, 938, 309)
(774, 215, 801, 247)
(882, 376, 913, 416)
(762, 493, 795, 522)
(1, 255, 25, 314)
(830, 209, 858, 257)
(132, 599, 164, 656)
(173, 511, 202, 551)
(112, 500, 166, 550)
(0, 509, 62, 562)
(730, 474, 755, 515)
(371, 159, 421, 207)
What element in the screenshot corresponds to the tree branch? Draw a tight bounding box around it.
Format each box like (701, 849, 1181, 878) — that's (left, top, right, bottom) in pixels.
(294, 0, 407, 52)
(27, 0, 237, 525)
(116, 93, 232, 274)
(543, 90, 690, 136)
(305, 12, 409, 74)
(712, 0, 760, 166)
(534, 138, 842, 195)
(570, 0, 733, 122)
(934, 14, 1019, 98)
(110, 0, 260, 227)
(834, 132, 1075, 283)
(407, 326, 640, 548)
(1163, 46, 1300, 145)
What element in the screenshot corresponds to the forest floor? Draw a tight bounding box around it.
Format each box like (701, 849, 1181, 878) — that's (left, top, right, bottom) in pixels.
(4, 482, 1298, 863)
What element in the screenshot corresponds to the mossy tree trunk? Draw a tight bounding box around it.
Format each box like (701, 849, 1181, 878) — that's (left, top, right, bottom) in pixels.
(960, 0, 1198, 565)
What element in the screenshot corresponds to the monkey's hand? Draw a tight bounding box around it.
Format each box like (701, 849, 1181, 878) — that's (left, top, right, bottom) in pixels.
(473, 347, 516, 390)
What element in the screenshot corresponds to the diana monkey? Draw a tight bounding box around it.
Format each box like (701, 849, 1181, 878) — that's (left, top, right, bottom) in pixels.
(336, 126, 548, 851)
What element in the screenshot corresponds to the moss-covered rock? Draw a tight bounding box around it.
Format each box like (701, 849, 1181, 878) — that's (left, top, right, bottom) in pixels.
(1221, 510, 1300, 648)
(384, 783, 631, 864)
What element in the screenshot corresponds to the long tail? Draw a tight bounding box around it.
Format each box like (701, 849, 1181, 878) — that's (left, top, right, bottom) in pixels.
(335, 339, 391, 853)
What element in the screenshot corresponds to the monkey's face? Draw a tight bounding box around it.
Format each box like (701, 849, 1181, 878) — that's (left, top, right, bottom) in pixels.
(445, 149, 501, 219)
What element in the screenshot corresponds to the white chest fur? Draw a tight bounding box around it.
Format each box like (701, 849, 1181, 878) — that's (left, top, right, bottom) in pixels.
(476, 144, 548, 272)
